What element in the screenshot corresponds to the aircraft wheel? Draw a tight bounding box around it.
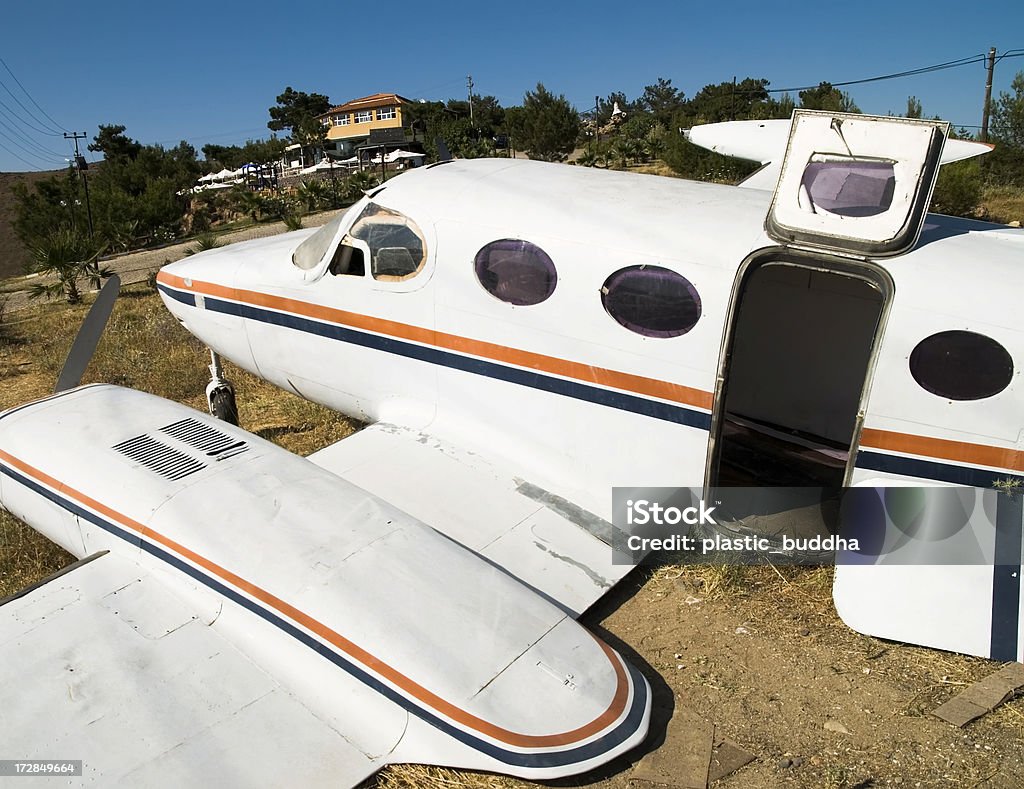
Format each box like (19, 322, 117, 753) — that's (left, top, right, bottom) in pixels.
(209, 385, 239, 426)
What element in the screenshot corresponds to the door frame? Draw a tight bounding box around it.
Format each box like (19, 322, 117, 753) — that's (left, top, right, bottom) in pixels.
(704, 247, 895, 490)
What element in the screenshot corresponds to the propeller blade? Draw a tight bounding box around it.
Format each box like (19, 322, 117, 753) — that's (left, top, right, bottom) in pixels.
(436, 137, 452, 162)
(54, 274, 121, 393)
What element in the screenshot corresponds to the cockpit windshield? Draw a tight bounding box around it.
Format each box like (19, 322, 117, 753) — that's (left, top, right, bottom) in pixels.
(292, 212, 347, 271)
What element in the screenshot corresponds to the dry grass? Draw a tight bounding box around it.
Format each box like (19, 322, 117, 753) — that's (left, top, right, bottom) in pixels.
(373, 765, 530, 789)
(0, 508, 73, 600)
(979, 184, 1024, 225)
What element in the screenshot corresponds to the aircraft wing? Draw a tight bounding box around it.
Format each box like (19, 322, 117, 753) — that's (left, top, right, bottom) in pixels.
(0, 550, 379, 787)
(0, 386, 650, 784)
(307, 423, 632, 617)
(683, 118, 994, 190)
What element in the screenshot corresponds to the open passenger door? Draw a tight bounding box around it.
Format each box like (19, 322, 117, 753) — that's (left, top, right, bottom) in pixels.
(708, 113, 948, 502)
(766, 110, 947, 257)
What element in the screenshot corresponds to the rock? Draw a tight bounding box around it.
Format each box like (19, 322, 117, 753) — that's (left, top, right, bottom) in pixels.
(792, 757, 804, 767)
(800, 628, 811, 636)
(824, 720, 851, 735)
(778, 757, 793, 769)
(1009, 220, 1021, 228)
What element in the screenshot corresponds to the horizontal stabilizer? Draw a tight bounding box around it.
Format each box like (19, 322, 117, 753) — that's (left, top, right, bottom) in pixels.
(684, 119, 993, 190)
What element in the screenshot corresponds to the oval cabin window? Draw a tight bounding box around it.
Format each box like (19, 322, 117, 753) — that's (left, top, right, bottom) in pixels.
(601, 265, 702, 338)
(474, 239, 557, 306)
(909, 330, 1013, 400)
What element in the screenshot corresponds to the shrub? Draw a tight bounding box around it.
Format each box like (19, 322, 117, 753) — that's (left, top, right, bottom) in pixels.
(183, 232, 224, 257)
(930, 159, 982, 218)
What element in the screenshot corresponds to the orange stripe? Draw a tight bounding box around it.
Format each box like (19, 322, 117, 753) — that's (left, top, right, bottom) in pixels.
(0, 447, 629, 748)
(156, 271, 713, 411)
(860, 428, 1024, 473)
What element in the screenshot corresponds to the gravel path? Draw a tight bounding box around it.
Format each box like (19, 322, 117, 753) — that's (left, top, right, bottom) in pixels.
(1, 209, 344, 314)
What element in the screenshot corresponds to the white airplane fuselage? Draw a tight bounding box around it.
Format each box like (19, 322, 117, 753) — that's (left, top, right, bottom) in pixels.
(157, 158, 1024, 519)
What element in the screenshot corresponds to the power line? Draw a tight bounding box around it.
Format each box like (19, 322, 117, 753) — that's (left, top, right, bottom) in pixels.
(0, 105, 66, 159)
(763, 53, 989, 95)
(995, 49, 1024, 63)
(709, 50, 1024, 97)
(0, 136, 53, 170)
(0, 118, 65, 165)
(0, 55, 65, 134)
(0, 89, 63, 139)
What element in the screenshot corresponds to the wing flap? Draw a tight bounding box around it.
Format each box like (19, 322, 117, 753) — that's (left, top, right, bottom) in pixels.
(0, 551, 379, 786)
(308, 424, 631, 616)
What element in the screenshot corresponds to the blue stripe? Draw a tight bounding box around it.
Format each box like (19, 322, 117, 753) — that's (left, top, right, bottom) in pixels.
(199, 292, 711, 431)
(856, 451, 1024, 488)
(991, 492, 1022, 661)
(0, 459, 646, 769)
(157, 283, 196, 307)
(165, 284, 1019, 494)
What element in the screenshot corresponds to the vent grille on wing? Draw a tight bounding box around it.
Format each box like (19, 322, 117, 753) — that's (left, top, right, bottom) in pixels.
(160, 418, 249, 460)
(112, 435, 207, 481)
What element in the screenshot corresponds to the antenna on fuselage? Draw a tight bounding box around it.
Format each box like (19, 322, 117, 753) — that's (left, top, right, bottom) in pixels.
(436, 137, 453, 162)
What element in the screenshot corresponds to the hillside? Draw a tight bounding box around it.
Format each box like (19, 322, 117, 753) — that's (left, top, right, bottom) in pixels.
(0, 169, 63, 280)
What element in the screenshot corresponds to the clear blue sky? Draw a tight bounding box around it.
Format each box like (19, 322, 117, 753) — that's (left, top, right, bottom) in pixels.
(1, 0, 1022, 172)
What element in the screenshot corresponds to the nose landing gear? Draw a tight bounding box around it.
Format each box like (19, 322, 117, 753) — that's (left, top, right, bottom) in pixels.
(206, 350, 239, 426)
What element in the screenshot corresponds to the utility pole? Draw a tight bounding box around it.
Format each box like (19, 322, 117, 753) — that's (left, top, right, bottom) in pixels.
(467, 75, 475, 125)
(981, 47, 997, 143)
(595, 95, 600, 148)
(64, 132, 94, 239)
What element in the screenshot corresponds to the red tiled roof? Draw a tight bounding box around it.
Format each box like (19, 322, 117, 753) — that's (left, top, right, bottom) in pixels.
(318, 93, 411, 117)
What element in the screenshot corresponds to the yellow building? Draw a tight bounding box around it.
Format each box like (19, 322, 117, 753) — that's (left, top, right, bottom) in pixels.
(318, 93, 412, 156)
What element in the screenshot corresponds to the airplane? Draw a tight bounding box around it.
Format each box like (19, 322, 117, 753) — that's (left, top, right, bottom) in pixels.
(0, 110, 1020, 785)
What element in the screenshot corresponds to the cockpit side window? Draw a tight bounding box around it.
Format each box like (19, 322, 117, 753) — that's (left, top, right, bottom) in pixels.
(349, 203, 427, 281)
(328, 240, 366, 277)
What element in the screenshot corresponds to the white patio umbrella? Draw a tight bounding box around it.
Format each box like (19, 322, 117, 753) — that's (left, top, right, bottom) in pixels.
(300, 159, 342, 175)
(385, 149, 425, 162)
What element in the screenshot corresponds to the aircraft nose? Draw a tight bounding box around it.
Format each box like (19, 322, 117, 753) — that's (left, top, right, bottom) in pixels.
(159, 246, 238, 291)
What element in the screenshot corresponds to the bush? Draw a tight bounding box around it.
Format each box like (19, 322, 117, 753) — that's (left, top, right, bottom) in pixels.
(183, 232, 224, 256)
(27, 228, 111, 304)
(930, 159, 982, 218)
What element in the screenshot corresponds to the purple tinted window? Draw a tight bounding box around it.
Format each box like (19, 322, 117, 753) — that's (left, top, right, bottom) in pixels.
(474, 239, 556, 306)
(801, 159, 896, 217)
(601, 265, 701, 338)
(910, 331, 1013, 401)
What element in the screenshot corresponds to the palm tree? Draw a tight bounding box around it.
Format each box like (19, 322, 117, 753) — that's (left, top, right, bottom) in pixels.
(343, 170, 379, 203)
(28, 228, 111, 304)
(231, 187, 265, 223)
(296, 179, 329, 212)
(183, 232, 225, 256)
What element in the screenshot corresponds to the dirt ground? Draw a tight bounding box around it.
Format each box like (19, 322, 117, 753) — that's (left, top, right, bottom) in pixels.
(0, 241, 1021, 789)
